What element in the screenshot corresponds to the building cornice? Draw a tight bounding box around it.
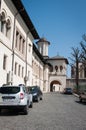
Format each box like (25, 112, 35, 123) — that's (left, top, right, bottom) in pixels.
(47, 58, 69, 64)
(11, 0, 40, 39)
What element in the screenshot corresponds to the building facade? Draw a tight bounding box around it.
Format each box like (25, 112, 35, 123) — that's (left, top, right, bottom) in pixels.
(32, 44, 49, 92)
(0, 0, 39, 86)
(0, 0, 68, 92)
(36, 38, 69, 92)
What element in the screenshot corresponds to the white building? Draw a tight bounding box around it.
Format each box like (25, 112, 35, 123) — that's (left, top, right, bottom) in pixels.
(36, 38, 69, 92)
(0, 0, 39, 86)
(32, 44, 49, 92)
(0, 0, 68, 92)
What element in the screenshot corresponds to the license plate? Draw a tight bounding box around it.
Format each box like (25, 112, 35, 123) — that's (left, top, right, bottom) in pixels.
(3, 99, 14, 102)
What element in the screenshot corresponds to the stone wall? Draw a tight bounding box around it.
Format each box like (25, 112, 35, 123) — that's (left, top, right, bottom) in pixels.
(66, 78, 86, 88)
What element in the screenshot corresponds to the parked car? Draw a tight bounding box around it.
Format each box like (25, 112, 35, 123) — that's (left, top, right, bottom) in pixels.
(63, 87, 73, 94)
(18, 84, 33, 108)
(27, 86, 43, 102)
(79, 90, 86, 102)
(0, 84, 29, 115)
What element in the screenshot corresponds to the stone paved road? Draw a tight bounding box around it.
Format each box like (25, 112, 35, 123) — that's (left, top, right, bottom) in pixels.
(0, 92, 86, 130)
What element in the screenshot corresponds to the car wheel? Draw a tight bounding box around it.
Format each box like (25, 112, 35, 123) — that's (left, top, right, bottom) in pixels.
(29, 102, 33, 108)
(37, 96, 40, 102)
(40, 96, 42, 100)
(23, 105, 28, 115)
(79, 97, 82, 102)
(31, 102, 33, 108)
(0, 109, 2, 113)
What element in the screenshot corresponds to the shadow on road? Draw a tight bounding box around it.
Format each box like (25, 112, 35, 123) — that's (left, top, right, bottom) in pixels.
(0, 109, 19, 116)
(75, 100, 86, 105)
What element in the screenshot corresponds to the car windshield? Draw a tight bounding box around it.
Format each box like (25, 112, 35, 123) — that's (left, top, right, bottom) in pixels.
(66, 88, 72, 90)
(0, 86, 20, 94)
(28, 87, 38, 93)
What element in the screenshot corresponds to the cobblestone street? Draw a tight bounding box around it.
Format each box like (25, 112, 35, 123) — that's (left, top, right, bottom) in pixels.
(0, 93, 86, 130)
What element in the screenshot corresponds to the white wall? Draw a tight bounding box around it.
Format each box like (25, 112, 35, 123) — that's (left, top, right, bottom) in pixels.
(0, 42, 12, 85)
(48, 59, 67, 92)
(0, 0, 34, 86)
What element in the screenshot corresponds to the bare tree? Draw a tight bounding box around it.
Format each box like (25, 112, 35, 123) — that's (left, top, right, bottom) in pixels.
(70, 47, 82, 92)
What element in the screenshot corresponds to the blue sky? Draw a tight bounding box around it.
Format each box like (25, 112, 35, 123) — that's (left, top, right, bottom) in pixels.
(21, 0, 86, 77)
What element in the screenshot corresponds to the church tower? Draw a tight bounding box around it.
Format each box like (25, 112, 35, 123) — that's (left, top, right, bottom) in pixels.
(36, 38, 50, 58)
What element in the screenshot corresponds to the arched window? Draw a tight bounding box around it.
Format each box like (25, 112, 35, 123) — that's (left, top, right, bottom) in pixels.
(60, 65, 63, 72)
(6, 17, 11, 39)
(55, 65, 58, 72)
(0, 10, 6, 34)
(50, 65, 53, 72)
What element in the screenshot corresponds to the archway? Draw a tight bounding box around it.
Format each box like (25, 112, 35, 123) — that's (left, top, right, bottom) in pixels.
(50, 80, 61, 92)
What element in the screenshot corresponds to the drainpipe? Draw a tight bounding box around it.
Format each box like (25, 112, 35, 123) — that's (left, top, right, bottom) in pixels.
(24, 32, 28, 87)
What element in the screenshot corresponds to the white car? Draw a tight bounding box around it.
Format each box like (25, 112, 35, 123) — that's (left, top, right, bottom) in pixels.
(0, 84, 29, 115)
